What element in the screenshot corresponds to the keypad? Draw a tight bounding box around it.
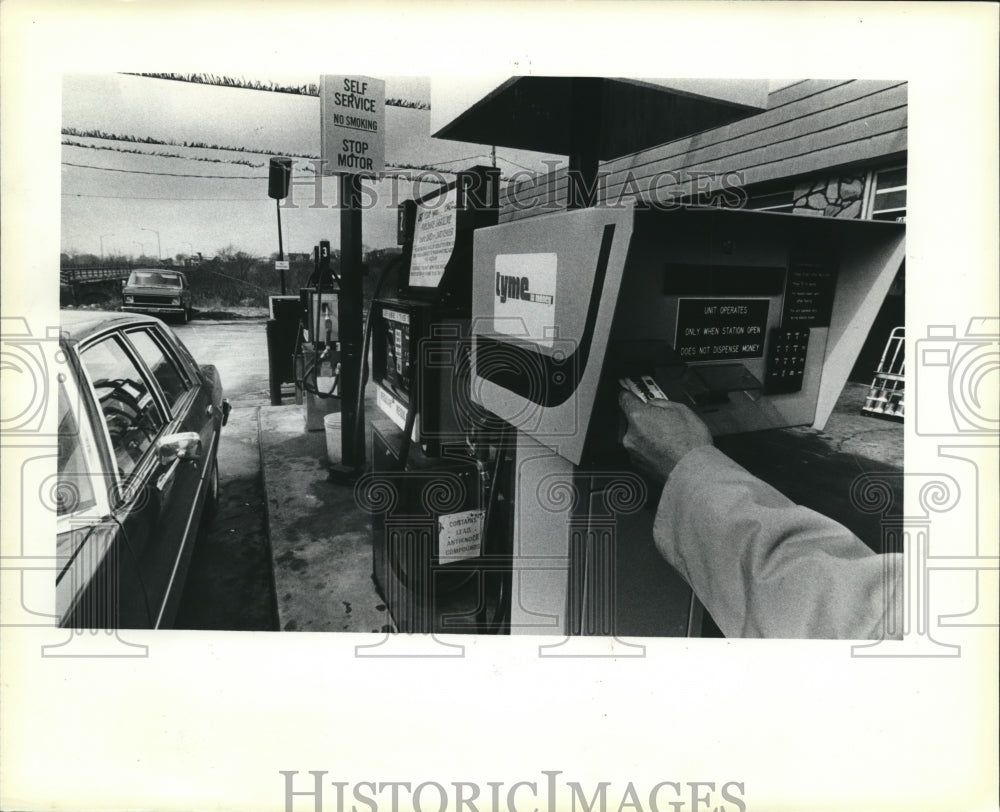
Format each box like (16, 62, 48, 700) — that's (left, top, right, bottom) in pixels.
(764, 328, 810, 394)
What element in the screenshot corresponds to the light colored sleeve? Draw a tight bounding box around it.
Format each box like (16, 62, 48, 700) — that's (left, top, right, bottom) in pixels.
(652, 445, 900, 639)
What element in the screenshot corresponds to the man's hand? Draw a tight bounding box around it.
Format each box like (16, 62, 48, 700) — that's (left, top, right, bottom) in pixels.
(618, 391, 713, 483)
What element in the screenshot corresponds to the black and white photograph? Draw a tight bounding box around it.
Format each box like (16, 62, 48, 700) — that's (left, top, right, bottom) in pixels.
(52, 72, 910, 638)
(1, 3, 997, 812)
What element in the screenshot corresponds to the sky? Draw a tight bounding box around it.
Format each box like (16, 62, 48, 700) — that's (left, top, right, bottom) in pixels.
(60, 74, 800, 261)
(60, 73, 566, 260)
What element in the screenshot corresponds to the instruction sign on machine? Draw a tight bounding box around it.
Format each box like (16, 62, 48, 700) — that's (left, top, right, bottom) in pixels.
(319, 75, 386, 175)
(408, 187, 458, 288)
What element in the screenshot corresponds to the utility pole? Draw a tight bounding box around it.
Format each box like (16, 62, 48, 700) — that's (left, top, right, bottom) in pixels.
(140, 228, 161, 261)
(268, 157, 293, 294)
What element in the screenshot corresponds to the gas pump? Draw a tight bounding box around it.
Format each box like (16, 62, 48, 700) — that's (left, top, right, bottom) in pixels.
(295, 240, 343, 430)
(469, 202, 906, 636)
(365, 166, 513, 633)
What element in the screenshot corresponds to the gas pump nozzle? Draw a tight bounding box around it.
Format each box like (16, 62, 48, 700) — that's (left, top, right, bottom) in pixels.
(322, 303, 335, 346)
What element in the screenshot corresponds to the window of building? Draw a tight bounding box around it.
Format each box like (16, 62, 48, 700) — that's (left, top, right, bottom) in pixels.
(745, 189, 795, 213)
(866, 165, 907, 221)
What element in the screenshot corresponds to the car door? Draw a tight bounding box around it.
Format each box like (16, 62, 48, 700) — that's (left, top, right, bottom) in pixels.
(76, 327, 201, 628)
(121, 324, 216, 626)
(56, 363, 151, 628)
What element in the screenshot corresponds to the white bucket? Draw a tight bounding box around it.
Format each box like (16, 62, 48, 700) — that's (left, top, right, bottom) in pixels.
(324, 412, 343, 465)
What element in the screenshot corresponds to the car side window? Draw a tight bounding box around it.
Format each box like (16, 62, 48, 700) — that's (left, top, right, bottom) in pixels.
(56, 378, 97, 516)
(127, 328, 192, 412)
(80, 334, 165, 479)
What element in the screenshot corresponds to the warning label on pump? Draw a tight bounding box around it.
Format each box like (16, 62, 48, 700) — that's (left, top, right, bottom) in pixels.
(438, 509, 484, 564)
(409, 188, 458, 289)
(375, 385, 418, 440)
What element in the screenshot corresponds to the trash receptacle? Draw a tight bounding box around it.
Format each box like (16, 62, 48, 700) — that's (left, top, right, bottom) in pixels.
(266, 295, 302, 405)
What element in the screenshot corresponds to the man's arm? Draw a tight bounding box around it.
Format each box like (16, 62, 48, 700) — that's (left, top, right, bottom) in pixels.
(619, 392, 900, 639)
(654, 445, 899, 639)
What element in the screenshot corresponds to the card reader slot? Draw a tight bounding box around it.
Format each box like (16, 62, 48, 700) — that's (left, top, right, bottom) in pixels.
(684, 363, 763, 406)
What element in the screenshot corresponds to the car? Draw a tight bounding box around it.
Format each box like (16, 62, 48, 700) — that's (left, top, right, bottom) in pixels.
(56, 311, 229, 629)
(121, 268, 193, 323)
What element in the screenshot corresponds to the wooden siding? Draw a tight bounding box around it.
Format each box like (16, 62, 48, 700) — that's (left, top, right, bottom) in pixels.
(500, 79, 907, 222)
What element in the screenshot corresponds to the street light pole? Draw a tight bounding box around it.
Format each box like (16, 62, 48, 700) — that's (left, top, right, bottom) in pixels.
(140, 228, 161, 261)
(100, 233, 113, 259)
(275, 198, 285, 294)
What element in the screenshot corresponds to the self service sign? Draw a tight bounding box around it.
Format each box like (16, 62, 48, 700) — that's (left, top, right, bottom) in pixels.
(320, 75, 386, 175)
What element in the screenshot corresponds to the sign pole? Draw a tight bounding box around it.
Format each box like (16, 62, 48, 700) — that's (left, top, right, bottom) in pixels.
(338, 172, 364, 472)
(276, 198, 286, 294)
(319, 74, 385, 478)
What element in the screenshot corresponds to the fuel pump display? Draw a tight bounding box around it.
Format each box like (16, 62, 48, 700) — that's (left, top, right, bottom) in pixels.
(470, 202, 906, 636)
(375, 304, 416, 403)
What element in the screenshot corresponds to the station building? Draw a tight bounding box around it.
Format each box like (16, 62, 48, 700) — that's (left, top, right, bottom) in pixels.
(452, 79, 907, 383)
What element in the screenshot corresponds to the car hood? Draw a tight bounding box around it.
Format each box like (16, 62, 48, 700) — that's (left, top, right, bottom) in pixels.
(123, 285, 184, 295)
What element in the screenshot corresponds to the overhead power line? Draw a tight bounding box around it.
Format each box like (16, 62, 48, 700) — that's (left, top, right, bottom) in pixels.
(61, 129, 535, 180)
(62, 126, 310, 158)
(61, 192, 269, 201)
(61, 161, 263, 179)
(433, 153, 538, 173)
(64, 138, 264, 168)
(60, 160, 489, 183)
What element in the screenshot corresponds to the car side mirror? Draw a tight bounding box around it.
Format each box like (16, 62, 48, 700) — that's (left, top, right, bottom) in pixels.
(121, 280, 127, 289)
(156, 431, 202, 465)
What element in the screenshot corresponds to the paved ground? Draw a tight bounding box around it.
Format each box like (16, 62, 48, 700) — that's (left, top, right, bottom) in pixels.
(717, 382, 903, 552)
(171, 319, 278, 630)
(171, 318, 272, 408)
(257, 405, 392, 634)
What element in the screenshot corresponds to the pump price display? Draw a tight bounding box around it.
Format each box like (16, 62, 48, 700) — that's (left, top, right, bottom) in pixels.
(320, 75, 386, 175)
(675, 298, 769, 360)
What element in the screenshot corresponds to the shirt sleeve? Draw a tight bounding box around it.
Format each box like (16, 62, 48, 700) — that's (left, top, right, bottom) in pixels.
(652, 445, 900, 639)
